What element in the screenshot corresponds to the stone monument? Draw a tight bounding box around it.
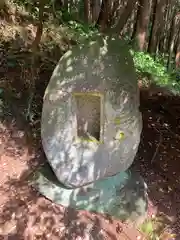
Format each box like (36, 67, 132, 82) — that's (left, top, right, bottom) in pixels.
(32, 35, 148, 225)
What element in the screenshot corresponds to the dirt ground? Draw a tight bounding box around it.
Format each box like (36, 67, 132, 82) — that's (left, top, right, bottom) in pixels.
(134, 90, 180, 239)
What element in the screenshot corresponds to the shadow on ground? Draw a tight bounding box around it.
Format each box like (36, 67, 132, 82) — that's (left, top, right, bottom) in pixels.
(133, 88, 180, 238)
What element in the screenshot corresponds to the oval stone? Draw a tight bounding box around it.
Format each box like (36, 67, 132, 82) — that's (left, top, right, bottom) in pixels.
(41, 35, 142, 188)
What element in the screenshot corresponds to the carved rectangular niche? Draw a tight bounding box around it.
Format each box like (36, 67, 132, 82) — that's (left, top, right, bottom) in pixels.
(73, 93, 104, 143)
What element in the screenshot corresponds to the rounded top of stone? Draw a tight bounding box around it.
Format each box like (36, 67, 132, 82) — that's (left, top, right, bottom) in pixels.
(44, 34, 138, 100)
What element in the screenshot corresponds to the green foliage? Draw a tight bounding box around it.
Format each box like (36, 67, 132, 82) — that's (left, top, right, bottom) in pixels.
(139, 219, 156, 239)
(139, 217, 167, 240)
(131, 50, 180, 94)
(68, 21, 98, 38)
(132, 50, 168, 82)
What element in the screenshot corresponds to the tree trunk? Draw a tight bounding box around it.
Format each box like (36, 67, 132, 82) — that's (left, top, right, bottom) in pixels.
(32, 0, 44, 52)
(91, 0, 101, 23)
(131, 7, 138, 40)
(91, 0, 95, 23)
(108, 0, 125, 27)
(84, 0, 90, 23)
(153, 1, 166, 56)
(111, 0, 138, 34)
(158, 0, 171, 53)
(166, 2, 176, 53)
(167, 13, 180, 69)
(174, 25, 180, 54)
(96, 0, 109, 31)
(127, 7, 138, 40)
(134, 0, 152, 51)
(121, 4, 138, 38)
(148, 0, 166, 54)
(175, 37, 180, 69)
(27, 0, 45, 120)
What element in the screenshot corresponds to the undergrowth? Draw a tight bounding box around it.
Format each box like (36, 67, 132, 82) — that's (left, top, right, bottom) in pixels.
(131, 50, 180, 94)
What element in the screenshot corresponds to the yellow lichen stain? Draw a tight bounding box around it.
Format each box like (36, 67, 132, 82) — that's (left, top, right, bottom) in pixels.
(114, 118, 121, 125)
(114, 131, 125, 140)
(119, 132, 124, 139)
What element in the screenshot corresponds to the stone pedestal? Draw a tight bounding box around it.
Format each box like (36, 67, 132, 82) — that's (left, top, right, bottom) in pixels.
(31, 163, 148, 225)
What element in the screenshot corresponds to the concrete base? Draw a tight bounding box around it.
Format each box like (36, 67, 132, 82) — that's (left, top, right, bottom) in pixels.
(30, 163, 148, 225)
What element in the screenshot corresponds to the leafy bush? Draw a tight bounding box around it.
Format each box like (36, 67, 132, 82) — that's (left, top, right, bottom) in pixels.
(131, 50, 180, 94)
(131, 50, 169, 83)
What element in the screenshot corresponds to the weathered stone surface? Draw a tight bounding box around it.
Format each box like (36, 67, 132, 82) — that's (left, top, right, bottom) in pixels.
(32, 163, 148, 225)
(41, 35, 142, 188)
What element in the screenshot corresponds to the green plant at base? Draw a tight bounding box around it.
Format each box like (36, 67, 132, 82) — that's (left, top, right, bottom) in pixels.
(139, 219, 159, 240)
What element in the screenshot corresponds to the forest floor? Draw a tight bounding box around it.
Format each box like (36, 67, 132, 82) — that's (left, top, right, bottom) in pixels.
(0, 7, 180, 240)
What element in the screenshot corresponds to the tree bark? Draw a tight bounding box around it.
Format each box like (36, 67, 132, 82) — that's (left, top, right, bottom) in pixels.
(26, 0, 45, 120)
(84, 0, 90, 23)
(158, 0, 171, 53)
(175, 37, 180, 69)
(127, 7, 138, 39)
(148, 0, 166, 54)
(111, 0, 138, 34)
(91, 0, 101, 23)
(96, 0, 109, 31)
(167, 13, 180, 69)
(121, 5, 138, 38)
(131, 7, 138, 40)
(166, 2, 176, 53)
(32, 0, 44, 52)
(134, 0, 152, 51)
(108, 0, 125, 27)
